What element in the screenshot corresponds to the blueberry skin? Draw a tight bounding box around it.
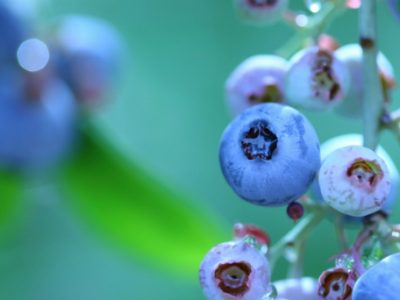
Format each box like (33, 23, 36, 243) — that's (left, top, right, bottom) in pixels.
(52, 14, 124, 106)
(0, 72, 77, 171)
(0, 2, 26, 65)
(219, 103, 320, 206)
(353, 253, 400, 300)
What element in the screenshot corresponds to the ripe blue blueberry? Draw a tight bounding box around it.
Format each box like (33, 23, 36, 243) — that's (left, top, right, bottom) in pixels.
(318, 145, 391, 217)
(352, 253, 400, 300)
(225, 55, 288, 115)
(285, 47, 350, 110)
(334, 44, 395, 117)
(233, 0, 288, 25)
(219, 103, 320, 206)
(0, 2, 26, 66)
(52, 15, 124, 108)
(199, 239, 270, 300)
(0, 73, 77, 171)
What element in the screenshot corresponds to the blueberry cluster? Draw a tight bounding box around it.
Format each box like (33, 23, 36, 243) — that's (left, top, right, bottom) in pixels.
(200, 1, 400, 299)
(0, 4, 123, 172)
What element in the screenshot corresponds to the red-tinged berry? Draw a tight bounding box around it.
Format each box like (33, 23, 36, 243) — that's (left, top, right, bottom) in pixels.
(234, 223, 270, 246)
(286, 202, 304, 221)
(234, 0, 288, 25)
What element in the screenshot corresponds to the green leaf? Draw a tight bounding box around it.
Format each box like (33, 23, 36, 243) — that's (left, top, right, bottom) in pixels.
(0, 171, 23, 229)
(60, 125, 228, 277)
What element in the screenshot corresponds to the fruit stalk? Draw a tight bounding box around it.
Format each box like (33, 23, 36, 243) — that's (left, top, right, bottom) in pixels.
(360, 0, 384, 149)
(269, 206, 327, 270)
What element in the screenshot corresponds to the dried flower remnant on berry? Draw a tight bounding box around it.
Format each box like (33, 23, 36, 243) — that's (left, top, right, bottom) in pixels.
(318, 268, 355, 300)
(199, 240, 270, 300)
(312, 50, 341, 102)
(286, 47, 349, 110)
(346, 159, 383, 193)
(248, 84, 283, 104)
(214, 262, 252, 296)
(318, 146, 391, 217)
(241, 120, 277, 160)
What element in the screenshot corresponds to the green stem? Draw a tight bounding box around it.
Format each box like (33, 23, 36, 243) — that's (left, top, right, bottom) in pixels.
(277, 1, 346, 58)
(269, 206, 327, 270)
(360, 0, 384, 150)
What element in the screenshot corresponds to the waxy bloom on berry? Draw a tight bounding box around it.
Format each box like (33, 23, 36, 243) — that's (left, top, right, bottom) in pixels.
(274, 277, 319, 300)
(353, 252, 400, 300)
(315, 134, 399, 215)
(199, 239, 270, 300)
(234, 0, 288, 25)
(318, 146, 391, 217)
(225, 55, 287, 115)
(334, 44, 395, 117)
(219, 103, 320, 206)
(285, 47, 350, 110)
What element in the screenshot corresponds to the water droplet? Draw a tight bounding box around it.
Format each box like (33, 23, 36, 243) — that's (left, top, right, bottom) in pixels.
(262, 284, 277, 300)
(17, 38, 50, 72)
(305, 0, 322, 13)
(295, 14, 309, 27)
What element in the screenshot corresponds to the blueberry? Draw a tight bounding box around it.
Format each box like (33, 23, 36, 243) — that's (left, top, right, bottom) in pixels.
(318, 145, 392, 217)
(352, 253, 400, 300)
(225, 55, 288, 115)
(219, 103, 320, 206)
(0, 73, 77, 171)
(335, 44, 395, 117)
(52, 15, 124, 108)
(233, 0, 288, 25)
(0, 2, 26, 66)
(312, 134, 399, 216)
(334, 44, 395, 117)
(285, 47, 350, 110)
(199, 239, 270, 300)
(274, 277, 318, 300)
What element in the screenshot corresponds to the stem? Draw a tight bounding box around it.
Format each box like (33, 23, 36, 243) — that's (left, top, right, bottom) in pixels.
(360, 0, 384, 149)
(277, 1, 345, 58)
(287, 240, 305, 279)
(334, 214, 349, 250)
(269, 206, 327, 269)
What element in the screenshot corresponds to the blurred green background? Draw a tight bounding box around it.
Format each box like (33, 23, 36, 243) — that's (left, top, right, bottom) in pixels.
(1, 1, 400, 299)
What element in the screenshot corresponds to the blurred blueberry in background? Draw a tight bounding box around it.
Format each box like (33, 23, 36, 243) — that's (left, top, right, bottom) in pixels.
(50, 15, 124, 109)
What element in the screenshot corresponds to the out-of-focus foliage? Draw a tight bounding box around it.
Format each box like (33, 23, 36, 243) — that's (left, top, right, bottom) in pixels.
(60, 125, 228, 276)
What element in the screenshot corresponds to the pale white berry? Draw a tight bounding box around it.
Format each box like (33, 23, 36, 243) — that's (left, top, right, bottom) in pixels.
(318, 145, 391, 217)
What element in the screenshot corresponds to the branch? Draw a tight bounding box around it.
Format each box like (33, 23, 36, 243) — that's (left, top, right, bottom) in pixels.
(360, 0, 384, 149)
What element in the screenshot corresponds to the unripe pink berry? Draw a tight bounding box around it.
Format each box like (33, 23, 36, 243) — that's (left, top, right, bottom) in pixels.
(285, 47, 350, 110)
(318, 145, 391, 217)
(225, 55, 288, 115)
(234, 0, 288, 25)
(334, 44, 395, 117)
(199, 239, 270, 300)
